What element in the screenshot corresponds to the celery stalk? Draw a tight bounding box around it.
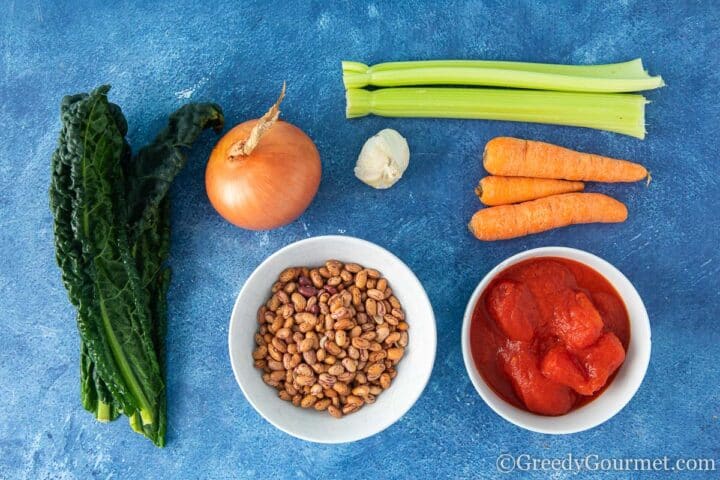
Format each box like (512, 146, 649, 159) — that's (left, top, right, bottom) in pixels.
(342, 60, 663, 92)
(345, 88, 647, 139)
(343, 59, 651, 78)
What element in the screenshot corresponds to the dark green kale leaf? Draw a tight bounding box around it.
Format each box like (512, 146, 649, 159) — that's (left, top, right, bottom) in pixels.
(52, 86, 162, 440)
(51, 85, 224, 447)
(127, 103, 223, 444)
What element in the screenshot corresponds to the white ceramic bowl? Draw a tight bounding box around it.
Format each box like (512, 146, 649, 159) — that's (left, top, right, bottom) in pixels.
(461, 247, 651, 434)
(229, 235, 436, 443)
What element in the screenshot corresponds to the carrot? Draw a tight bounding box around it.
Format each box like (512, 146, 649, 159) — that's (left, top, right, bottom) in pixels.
(475, 176, 584, 206)
(468, 193, 627, 241)
(483, 137, 648, 182)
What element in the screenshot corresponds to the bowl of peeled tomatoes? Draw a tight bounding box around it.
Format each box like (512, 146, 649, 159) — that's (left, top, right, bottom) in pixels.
(461, 247, 651, 434)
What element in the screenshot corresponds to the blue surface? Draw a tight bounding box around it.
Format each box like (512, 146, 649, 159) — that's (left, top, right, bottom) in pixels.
(1, 1, 719, 478)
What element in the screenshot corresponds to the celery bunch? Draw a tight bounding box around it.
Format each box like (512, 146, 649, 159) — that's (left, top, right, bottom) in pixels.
(342, 59, 663, 138)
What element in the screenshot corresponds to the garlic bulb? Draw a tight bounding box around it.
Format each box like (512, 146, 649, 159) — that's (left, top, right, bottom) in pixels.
(354, 129, 410, 189)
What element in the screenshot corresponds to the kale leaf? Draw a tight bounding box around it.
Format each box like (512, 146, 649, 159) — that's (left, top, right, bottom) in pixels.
(50, 85, 223, 446)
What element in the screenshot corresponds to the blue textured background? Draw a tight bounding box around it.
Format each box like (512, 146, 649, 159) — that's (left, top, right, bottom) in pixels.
(1, 1, 719, 478)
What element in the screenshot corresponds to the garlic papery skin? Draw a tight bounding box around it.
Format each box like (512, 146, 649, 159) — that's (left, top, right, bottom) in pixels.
(354, 128, 410, 189)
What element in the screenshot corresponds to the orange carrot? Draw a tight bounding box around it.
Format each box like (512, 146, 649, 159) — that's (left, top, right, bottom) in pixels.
(483, 137, 648, 182)
(468, 193, 627, 241)
(476, 176, 584, 206)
